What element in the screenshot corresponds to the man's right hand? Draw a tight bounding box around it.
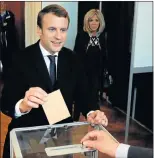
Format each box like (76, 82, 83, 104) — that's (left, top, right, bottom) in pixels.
(19, 87, 48, 113)
(81, 130, 119, 158)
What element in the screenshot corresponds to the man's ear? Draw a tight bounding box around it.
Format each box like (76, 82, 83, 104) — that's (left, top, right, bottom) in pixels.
(37, 26, 42, 36)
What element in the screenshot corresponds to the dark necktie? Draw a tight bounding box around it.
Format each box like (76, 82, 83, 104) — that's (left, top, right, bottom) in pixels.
(48, 55, 57, 86)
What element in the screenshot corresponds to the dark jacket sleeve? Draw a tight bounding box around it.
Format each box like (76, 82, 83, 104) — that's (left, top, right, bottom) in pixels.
(128, 146, 153, 158)
(101, 33, 107, 66)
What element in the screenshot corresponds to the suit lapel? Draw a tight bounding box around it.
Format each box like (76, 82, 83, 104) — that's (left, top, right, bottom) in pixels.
(57, 48, 69, 82)
(57, 48, 74, 88)
(32, 42, 53, 92)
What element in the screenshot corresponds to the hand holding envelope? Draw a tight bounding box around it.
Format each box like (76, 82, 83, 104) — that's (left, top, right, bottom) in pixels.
(42, 89, 71, 124)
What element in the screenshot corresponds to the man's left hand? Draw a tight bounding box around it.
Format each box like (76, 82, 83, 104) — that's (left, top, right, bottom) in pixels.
(87, 110, 108, 126)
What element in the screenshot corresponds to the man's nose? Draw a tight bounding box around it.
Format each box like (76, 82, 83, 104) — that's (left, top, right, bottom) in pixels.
(55, 30, 61, 39)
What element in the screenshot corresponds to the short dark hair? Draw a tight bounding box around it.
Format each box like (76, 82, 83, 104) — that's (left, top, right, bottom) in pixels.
(37, 4, 70, 28)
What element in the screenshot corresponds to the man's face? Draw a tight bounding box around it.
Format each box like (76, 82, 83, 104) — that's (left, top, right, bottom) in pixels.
(37, 13, 68, 54)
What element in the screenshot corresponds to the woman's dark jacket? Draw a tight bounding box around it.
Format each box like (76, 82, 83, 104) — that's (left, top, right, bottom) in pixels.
(74, 30, 107, 89)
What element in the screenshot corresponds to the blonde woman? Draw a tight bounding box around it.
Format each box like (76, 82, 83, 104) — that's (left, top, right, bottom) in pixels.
(74, 9, 106, 120)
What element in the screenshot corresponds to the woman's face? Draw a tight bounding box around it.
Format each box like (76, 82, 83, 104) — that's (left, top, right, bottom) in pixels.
(88, 14, 100, 32)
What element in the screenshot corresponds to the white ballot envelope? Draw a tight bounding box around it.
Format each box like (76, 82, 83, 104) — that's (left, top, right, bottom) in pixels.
(42, 89, 71, 124)
(45, 144, 94, 156)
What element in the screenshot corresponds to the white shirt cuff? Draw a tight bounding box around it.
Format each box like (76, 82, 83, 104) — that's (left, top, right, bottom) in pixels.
(116, 143, 130, 158)
(15, 99, 30, 118)
(87, 110, 94, 117)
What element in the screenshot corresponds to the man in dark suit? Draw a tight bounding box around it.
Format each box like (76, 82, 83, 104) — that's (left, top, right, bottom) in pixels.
(81, 130, 153, 158)
(1, 4, 108, 158)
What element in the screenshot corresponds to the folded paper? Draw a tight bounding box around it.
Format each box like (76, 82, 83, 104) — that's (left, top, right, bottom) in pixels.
(42, 89, 71, 124)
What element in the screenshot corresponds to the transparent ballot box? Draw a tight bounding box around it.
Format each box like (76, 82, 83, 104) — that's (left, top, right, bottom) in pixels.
(10, 122, 101, 158)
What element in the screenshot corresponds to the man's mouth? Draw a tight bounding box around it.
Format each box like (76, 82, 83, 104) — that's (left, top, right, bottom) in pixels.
(51, 41, 62, 45)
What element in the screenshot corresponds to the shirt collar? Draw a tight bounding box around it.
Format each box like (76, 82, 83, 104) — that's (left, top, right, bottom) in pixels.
(39, 42, 59, 57)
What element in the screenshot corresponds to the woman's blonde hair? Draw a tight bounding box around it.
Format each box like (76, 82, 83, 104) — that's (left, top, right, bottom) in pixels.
(83, 9, 105, 34)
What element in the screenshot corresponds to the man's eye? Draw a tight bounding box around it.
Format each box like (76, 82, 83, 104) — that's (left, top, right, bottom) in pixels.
(49, 28, 55, 31)
(61, 29, 67, 32)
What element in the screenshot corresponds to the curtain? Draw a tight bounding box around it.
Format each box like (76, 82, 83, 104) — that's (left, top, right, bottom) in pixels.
(25, 2, 41, 47)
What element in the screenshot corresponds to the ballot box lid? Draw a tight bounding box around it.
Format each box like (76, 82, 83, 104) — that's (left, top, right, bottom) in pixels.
(10, 122, 99, 158)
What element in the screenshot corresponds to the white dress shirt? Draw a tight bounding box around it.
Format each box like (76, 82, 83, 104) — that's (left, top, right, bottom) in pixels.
(116, 143, 130, 158)
(15, 43, 58, 117)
